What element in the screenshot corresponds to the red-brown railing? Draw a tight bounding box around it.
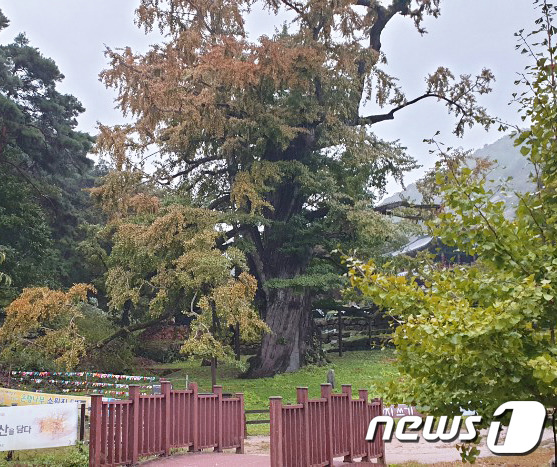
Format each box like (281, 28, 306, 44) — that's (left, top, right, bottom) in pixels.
(270, 384, 385, 466)
(89, 382, 244, 466)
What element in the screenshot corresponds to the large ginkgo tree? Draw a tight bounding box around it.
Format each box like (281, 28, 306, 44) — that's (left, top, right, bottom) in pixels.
(96, 0, 494, 376)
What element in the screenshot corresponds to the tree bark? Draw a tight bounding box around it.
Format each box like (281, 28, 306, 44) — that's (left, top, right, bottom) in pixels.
(210, 298, 219, 386)
(246, 286, 311, 377)
(234, 322, 241, 361)
(211, 357, 217, 387)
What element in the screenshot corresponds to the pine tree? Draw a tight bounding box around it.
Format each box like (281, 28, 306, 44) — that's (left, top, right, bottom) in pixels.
(0, 9, 97, 302)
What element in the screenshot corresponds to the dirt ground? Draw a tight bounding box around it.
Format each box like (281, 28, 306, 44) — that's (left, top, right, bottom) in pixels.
(243, 429, 556, 465)
(144, 429, 556, 466)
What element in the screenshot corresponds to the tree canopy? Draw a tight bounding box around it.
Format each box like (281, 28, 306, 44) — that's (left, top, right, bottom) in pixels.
(87, 180, 269, 382)
(0, 9, 97, 304)
(0, 284, 95, 370)
(94, 0, 495, 376)
(348, 0, 557, 447)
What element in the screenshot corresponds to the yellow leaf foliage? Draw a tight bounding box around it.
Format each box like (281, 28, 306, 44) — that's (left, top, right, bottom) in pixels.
(181, 272, 269, 363)
(0, 284, 95, 370)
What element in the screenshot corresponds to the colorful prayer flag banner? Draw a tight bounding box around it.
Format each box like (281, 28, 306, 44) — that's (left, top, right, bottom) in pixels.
(10, 371, 157, 382)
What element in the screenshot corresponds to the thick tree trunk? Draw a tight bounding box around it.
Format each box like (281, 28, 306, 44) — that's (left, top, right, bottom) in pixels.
(247, 287, 311, 377)
(245, 142, 315, 378)
(211, 357, 217, 387)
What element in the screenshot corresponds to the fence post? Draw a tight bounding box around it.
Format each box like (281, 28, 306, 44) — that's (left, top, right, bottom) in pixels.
(379, 398, 386, 465)
(79, 403, 86, 442)
(213, 385, 223, 452)
(366, 397, 386, 465)
(129, 385, 140, 465)
(342, 384, 354, 463)
(189, 382, 199, 452)
(321, 384, 334, 466)
(89, 394, 102, 467)
(296, 387, 311, 466)
(270, 397, 283, 467)
(359, 390, 369, 462)
(366, 398, 374, 462)
(235, 393, 245, 453)
(358, 389, 368, 402)
(161, 381, 172, 456)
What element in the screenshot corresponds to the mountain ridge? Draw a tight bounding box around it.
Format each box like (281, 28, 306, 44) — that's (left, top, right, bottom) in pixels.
(380, 135, 535, 206)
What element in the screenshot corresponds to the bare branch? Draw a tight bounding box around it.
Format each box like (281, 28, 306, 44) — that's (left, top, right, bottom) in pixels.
(94, 312, 173, 349)
(359, 92, 466, 126)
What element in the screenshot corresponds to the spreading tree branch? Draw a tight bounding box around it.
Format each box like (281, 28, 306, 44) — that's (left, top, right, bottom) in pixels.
(94, 312, 173, 350)
(359, 92, 466, 126)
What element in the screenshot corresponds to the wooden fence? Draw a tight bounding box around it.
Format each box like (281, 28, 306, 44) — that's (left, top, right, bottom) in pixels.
(89, 382, 244, 466)
(316, 313, 392, 356)
(245, 408, 270, 433)
(270, 384, 385, 466)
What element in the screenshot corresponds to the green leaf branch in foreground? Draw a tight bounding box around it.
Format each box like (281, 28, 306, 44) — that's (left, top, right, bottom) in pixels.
(348, 0, 557, 424)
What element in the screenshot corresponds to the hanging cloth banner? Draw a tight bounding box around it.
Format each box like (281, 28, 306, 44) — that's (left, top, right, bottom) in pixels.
(0, 403, 78, 451)
(11, 371, 157, 382)
(0, 388, 90, 409)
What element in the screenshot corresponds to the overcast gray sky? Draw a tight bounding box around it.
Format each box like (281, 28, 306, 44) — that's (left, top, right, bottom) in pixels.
(1, 1, 538, 194)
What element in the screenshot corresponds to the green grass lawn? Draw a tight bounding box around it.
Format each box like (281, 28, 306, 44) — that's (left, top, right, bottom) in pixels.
(157, 349, 399, 435)
(0, 350, 397, 464)
(0, 444, 89, 467)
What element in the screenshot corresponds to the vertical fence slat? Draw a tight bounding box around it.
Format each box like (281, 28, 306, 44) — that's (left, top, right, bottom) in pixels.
(270, 386, 385, 467)
(141, 398, 145, 456)
(184, 391, 188, 446)
(116, 404, 122, 464)
(89, 395, 102, 467)
(141, 398, 146, 455)
(270, 397, 283, 467)
(236, 393, 245, 453)
(177, 392, 182, 447)
(88, 384, 244, 466)
(152, 397, 157, 453)
(214, 385, 223, 452)
(101, 403, 107, 464)
(290, 409, 295, 467)
(108, 403, 115, 465)
(178, 392, 183, 446)
(296, 388, 310, 467)
(190, 382, 199, 452)
(129, 385, 140, 464)
(148, 397, 153, 454)
(162, 381, 171, 456)
(378, 398, 386, 464)
(147, 397, 152, 454)
(79, 403, 86, 442)
(341, 385, 353, 463)
(122, 404, 129, 463)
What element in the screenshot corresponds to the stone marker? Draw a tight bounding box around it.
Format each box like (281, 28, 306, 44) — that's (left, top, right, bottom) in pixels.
(327, 369, 335, 389)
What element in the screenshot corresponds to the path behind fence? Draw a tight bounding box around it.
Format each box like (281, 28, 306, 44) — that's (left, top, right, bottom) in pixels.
(89, 382, 244, 466)
(270, 384, 385, 466)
